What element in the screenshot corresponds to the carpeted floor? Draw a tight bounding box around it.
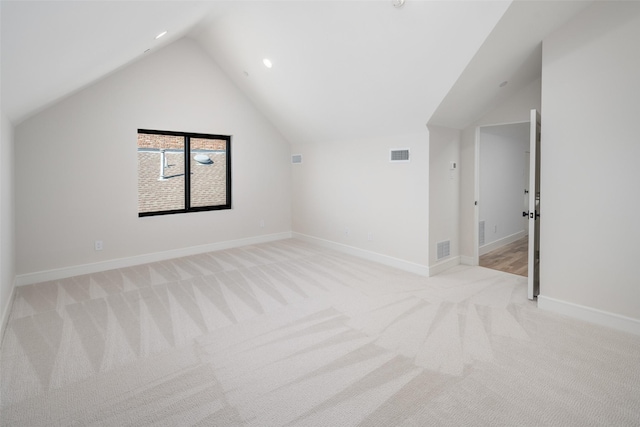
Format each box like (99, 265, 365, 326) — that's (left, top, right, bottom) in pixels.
(1, 239, 639, 426)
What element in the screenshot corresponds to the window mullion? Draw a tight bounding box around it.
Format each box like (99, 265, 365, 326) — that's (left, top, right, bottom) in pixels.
(184, 136, 191, 210)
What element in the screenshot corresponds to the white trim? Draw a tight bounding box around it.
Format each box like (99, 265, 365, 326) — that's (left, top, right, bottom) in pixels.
(473, 126, 480, 265)
(428, 256, 461, 277)
(479, 230, 527, 256)
(460, 255, 477, 266)
(292, 232, 429, 276)
(0, 281, 16, 348)
(15, 232, 292, 286)
(538, 295, 640, 336)
(478, 119, 530, 129)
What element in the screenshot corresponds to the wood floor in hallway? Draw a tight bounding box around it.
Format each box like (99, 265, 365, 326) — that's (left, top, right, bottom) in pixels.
(480, 236, 528, 276)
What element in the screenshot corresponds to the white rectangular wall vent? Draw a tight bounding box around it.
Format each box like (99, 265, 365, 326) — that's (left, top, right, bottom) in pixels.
(479, 220, 485, 246)
(291, 154, 303, 164)
(437, 240, 451, 260)
(390, 149, 410, 162)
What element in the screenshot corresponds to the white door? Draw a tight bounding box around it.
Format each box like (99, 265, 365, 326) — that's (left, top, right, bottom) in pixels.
(524, 151, 530, 232)
(528, 109, 541, 299)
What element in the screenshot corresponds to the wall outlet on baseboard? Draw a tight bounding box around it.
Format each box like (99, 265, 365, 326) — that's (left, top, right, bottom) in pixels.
(344, 227, 350, 237)
(95, 240, 103, 251)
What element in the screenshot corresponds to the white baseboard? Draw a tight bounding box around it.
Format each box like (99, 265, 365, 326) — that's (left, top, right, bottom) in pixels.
(292, 233, 430, 277)
(460, 255, 477, 266)
(479, 230, 526, 256)
(0, 281, 16, 348)
(428, 256, 461, 277)
(538, 295, 640, 336)
(15, 232, 293, 286)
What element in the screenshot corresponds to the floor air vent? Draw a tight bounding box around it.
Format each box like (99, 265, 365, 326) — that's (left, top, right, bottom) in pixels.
(291, 154, 302, 164)
(437, 240, 450, 260)
(390, 149, 410, 162)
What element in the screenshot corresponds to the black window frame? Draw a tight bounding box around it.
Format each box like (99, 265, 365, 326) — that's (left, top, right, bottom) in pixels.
(137, 128, 232, 217)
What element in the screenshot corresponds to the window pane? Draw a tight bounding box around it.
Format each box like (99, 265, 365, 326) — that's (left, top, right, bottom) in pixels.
(138, 134, 185, 213)
(190, 138, 228, 208)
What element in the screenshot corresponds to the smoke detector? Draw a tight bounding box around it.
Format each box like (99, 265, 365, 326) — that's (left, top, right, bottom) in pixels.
(393, 0, 405, 8)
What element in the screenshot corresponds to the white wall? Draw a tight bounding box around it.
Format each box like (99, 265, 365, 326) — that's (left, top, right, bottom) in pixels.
(291, 132, 429, 272)
(540, 2, 640, 323)
(15, 38, 292, 278)
(1, 0, 17, 340)
(427, 126, 460, 270)
(459, 78, 541, 260)
(478, 123, 529, 252)
(0, 111, 16, 340)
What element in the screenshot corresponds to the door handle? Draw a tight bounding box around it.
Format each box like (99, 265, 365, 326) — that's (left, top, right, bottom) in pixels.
(523, 211, 529, 217)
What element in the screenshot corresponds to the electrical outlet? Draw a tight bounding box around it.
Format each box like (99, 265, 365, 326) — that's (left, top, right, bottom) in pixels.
(95, 240, 103, 251)
(259, 219, 265, 228)
(367, 232, 374, 241)
(344, 227, 350, 237)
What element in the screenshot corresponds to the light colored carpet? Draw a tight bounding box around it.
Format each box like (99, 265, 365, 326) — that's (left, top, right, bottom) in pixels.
(1, 239, 639, 426)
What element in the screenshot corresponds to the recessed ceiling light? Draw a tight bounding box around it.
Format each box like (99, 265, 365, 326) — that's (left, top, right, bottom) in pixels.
(393, 0, 405, 8)
(263, 58, 273, 69)
(155, 31, 168, 40)
(499, 80, 508, 88)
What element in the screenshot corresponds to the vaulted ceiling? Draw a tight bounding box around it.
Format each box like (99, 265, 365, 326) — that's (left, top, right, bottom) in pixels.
(1, 1, 592, 144)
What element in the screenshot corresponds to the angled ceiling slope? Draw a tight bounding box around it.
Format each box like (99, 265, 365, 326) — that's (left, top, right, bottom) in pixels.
(429, 0, 593, 130)
(2, 1, 512, 145)
(1, 0, 216, 124)
(191, 1, 510, 145)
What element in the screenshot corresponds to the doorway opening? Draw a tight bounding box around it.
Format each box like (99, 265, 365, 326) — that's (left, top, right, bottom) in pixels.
(476, 121, 530, 277)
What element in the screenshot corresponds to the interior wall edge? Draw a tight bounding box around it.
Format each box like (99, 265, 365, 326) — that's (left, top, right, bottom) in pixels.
(292, 232, 430, 277)
(428, 256, 461, 277)
(0, 281, 17, 349)
(538, 295, 640, 337)
(460, 255, 477, 266)
(15, 232, 292, 287)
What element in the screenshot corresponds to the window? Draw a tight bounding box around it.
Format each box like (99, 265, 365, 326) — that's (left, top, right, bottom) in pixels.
(137, 129, 231, 217)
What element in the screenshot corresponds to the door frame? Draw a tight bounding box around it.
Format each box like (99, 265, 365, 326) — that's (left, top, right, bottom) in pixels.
(473, 120, 531, 266)
(528, 109, 541, 299)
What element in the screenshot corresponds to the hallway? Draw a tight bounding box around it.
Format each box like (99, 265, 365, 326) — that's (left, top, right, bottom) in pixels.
(480, 236, 528, 276)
